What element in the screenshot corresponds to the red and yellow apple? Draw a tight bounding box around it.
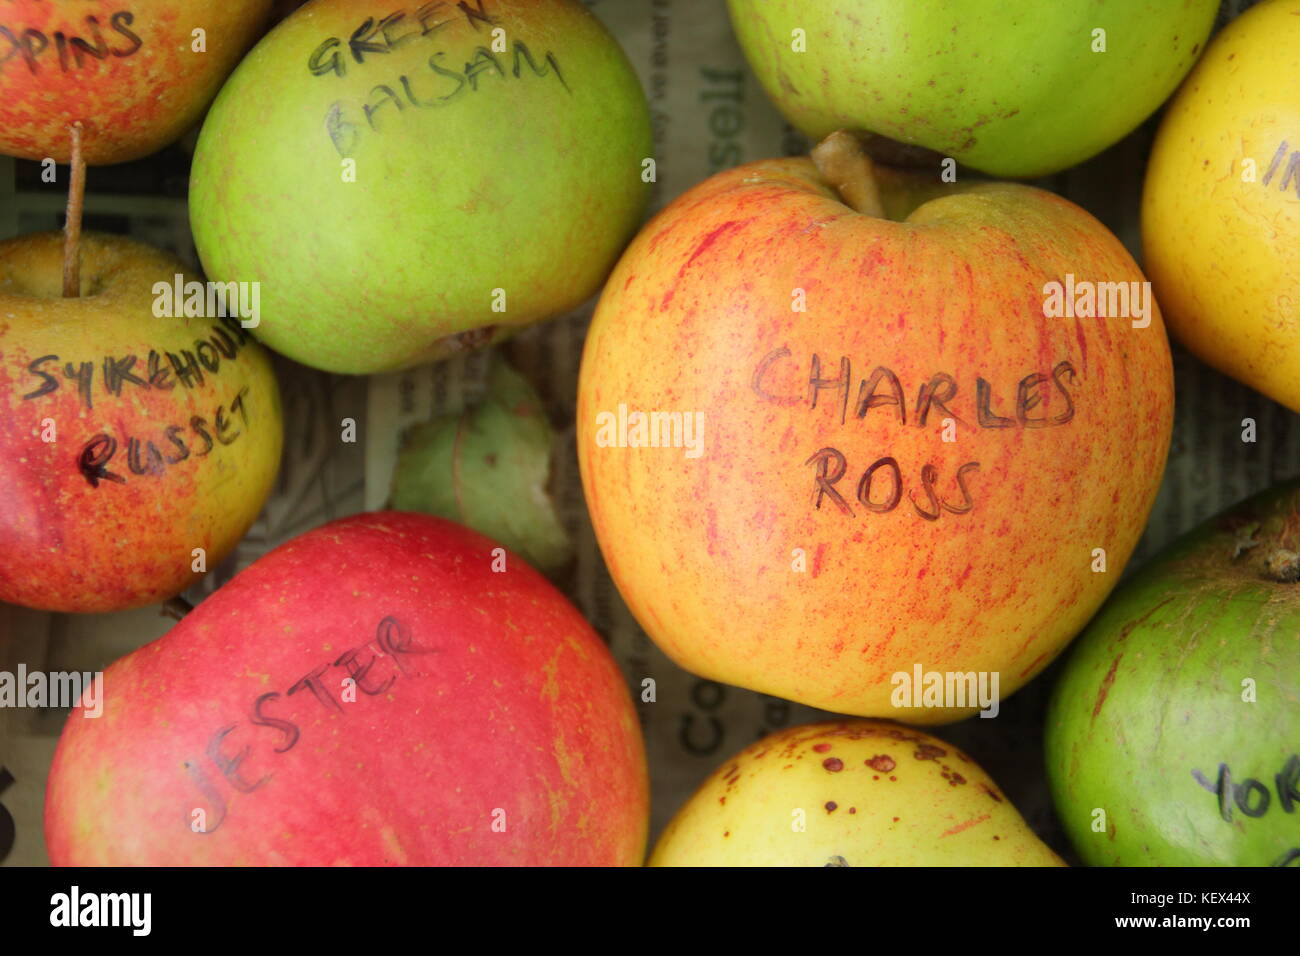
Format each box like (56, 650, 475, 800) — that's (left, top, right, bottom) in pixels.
(44, 511, 649, 866)
(578, 133, 1174, 722)
(0, 0, 273, 164)
(0, 232, 283, 613)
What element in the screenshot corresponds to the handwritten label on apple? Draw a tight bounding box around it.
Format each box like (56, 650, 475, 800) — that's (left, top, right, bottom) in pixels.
(184, 616, 433, 834)
(310, 2, 570, 159)
(752, 350, 1079, 520)
(0, 11, 143, 75)
(15, 315, 263, 488)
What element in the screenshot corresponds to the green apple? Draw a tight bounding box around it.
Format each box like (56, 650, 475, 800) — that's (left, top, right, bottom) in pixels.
(390, 353, 573, 576)
(1046, 480, 1300, 867)
(726, 0, 1218, 178)
(189, 0, 652, 375)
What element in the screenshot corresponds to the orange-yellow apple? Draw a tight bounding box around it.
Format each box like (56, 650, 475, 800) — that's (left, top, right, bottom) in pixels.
(1142, 0, 1300, 412)
(651, 720, 1064, 866)
(0, 0, 273, 164)
(44, 511, 650, 866)
(0, 232, 283, 612)
(577, 133, 1174, 723)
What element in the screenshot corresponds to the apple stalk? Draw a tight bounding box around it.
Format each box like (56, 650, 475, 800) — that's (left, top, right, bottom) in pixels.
(811, 130, 886, 218)
(61, 122, 85, 299)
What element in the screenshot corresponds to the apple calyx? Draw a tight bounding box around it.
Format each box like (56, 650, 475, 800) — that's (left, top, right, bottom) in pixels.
(62, 122, 86, 299)
(1228, 493, 1300, 583)
(811, 130, 886, 218)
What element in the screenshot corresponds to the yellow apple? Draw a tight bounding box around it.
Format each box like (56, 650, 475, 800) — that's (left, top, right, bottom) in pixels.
(651, 719, 1065, 866)
(1142, 0, 1300, 411)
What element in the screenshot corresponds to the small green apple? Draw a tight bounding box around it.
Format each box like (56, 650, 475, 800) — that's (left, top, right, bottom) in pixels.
(390, 353, 573, 577)
(1047, 480, 1300, 867)
(726, 0, 1218, 178)
(189, 0, 652, 375)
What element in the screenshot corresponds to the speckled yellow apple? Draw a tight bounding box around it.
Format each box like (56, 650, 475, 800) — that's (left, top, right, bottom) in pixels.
(650, 720, 1064, 866)
(1142, 0, 1300, 411)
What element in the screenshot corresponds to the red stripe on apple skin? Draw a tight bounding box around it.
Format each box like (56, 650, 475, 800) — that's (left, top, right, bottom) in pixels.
(44, 511, 649, 866)
(577, 153, 1173, 722)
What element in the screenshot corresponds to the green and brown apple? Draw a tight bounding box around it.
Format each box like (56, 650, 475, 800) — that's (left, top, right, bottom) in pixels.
(1048, 479, 1300, 867)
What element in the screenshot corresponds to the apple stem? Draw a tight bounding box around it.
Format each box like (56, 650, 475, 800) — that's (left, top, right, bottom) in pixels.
(62, 121, 86, 299)
(811, 130, 886, 218)
(161, 596, 195, 621)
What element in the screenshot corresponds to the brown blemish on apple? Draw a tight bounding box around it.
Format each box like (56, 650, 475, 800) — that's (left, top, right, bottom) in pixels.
(1091, 652, 1123, 719)
(433, 324, 499, 355)
(866, 754, 895, 772)
(914, 743, 946, 761)
(825, 801, 837, 813)
(822, 757, 844, 772)
(812, 743, 832, 753)
(982, 784, 1004, 803)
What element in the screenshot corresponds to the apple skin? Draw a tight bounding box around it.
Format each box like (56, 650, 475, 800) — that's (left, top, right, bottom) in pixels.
(1142, 0, 1300, 413)
(651, 720, 1064, 866)
(189, 0, 652, 375)
(577, 156, 1173, 722)
(726, 0, 1217, 178)
(44, 511, 649, 866)
(1046, 480, 1300, 867)
(0, 232, 283, 613)
(0, 0, 273, 164)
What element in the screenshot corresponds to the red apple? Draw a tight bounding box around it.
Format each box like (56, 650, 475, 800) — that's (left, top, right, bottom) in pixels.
(0, 1, 273, 164)
(44, 511, 649, 865)
(577, 133, 1174, 722)
(0, 231, 283, 613)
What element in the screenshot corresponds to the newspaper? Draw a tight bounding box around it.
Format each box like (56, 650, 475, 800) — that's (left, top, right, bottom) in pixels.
(1, 0, 1286, 866)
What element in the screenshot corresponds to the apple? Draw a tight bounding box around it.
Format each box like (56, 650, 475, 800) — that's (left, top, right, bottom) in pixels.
(651, 719, 1064, 866)
(0, 231, 283, 613)
(390, 353, 574, 577)
(1142, 0, 1300, 413)
(1046, 480, 1300, 867)
(0, 0, 273, 164)
(188, 0, 653, 375)
(577, 131, 1174, 722)
(44, 511, 649, 866)
(726, 0, 1218, 178)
